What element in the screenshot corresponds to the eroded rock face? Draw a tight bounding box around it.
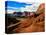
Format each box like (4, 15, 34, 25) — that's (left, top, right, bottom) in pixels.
(36, 3, 45, 14)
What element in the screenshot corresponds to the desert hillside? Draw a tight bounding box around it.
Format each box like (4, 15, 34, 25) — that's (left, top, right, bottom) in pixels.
(15, 3, 45, 32)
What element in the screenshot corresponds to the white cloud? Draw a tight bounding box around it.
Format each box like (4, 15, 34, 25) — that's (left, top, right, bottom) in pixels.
(6, 6, 19, 9)
(7, 10, 15, 13)
(7, 3, 40, 13)
(20, 3, 40, 12)
(6, 6, 22, 13)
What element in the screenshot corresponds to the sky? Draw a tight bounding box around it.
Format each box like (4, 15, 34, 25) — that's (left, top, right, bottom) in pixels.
(5, 1, 32, 9)
(5, 1, 33, 13)
(5, 0, 45, 13)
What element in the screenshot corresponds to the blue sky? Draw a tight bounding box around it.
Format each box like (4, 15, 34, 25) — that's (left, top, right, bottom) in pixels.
(5, 1, 32, 10)
(5, 1, 34, 13)
(5, 1, 42, 13)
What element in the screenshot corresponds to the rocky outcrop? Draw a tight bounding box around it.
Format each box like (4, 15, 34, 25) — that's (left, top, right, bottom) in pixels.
(36, 3, 45, 14)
